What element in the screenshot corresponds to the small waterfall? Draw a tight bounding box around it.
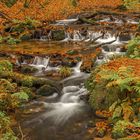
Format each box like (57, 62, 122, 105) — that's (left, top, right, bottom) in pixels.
(40, 36, 48, 41)
(42, 85, 87, 124)
(32, 56, 50, 67)
(127, 20, 139, 25)
(23, 84, 88, 125)
(61, 32, 71, 42)
(95, 32, 122, 45)
(55, 18, 78, 25)
(62, 30, 84, 42)
(72, 61, 83, 73)
(31, 56, 50, 71)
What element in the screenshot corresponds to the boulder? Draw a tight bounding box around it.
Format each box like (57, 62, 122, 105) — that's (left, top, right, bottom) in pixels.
(89, 85, 119, 111)
(51, 30, 65, 41)
(119, 33, 131, 41)
(36, 84, 60, 96)
(20, 34, 31, 41)
(21, 65, 38, 74)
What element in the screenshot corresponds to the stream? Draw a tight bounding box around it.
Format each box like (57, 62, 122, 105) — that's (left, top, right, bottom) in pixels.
(16, 39, 125, 140)
(0, 12, 138, 140)
(18, 62, 94, 140)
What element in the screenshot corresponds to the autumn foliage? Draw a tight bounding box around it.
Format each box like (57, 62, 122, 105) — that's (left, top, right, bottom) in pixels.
(0, 0, 122, 22)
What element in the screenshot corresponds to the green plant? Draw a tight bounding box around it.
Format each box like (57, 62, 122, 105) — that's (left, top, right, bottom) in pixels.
(123, 0, 140, 9)
(0, 79, 17, 93)
(0, 91, 28, 111)
(0, 60, 13, 72)
(70, 0, 78, 7)
(12, 92, 29, 101)
(67, 50, 78, 55)
(126, 37, 140, 58)
(1, 132, 17, 140)
(112, 120, 134, 139)
(6, 36, 21, 45)
(97, 66, 140, 95)
(0, 111, 18, 140)
(21, 76, 34, 87)
(109, 98, 134, 122)
(0, 36, 3, 43)
(59, 66, 72, 78)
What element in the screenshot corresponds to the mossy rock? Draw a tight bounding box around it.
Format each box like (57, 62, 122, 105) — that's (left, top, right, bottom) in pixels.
(36, 84, 59, 96)
(89, 85, 119, 111)
(51, 30, 65, 41)
(21, 65, 38, 74)
(20, 34, 31, 41)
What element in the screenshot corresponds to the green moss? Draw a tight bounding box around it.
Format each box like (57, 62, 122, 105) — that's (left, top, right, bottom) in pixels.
(0, 60, 13, 72)
(21, 76, 34, 87)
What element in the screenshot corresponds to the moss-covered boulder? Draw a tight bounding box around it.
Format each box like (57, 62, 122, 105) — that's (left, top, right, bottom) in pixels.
(20, 34, 31, 41)
(21, 65, 38, 74)
(36, 84, 59, 96)
(88, 86, 119, 111)
(51, 30, 65, 41)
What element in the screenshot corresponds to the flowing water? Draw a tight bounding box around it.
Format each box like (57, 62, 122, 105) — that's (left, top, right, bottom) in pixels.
(18, 61, 93, 140)
(17, 41, 125, 139)
(0, 15, 135, 139)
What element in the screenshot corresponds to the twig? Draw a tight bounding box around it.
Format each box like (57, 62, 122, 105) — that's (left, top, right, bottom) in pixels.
(18, 123, 24, 140)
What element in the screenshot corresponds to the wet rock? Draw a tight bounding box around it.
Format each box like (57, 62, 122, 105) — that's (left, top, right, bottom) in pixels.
(49, 60, 62, 67)
(45, 70, 60, 77)
(63, 86, 80, 93)
(120, 46, 127, 52)
(32, 30, 43, 39)
(20, 34, 31, 41)
(119, 33, 131, 41)
(36, 84, 57, 96)
(51, 30, 65, 41)
(102, 46, 110, 52)
(21, 65, 38, 74)
(62, 58, 77, 67)
(79, 94, 89, 102)
(36, 84, 61, 96)
(80, 27, 88, 36)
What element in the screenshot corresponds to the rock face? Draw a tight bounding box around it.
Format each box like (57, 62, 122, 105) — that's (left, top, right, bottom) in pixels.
(51, 30, 65, 41)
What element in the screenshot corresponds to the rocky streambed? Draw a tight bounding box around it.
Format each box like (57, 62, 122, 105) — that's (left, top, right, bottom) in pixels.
(0, 11, 140, 140)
